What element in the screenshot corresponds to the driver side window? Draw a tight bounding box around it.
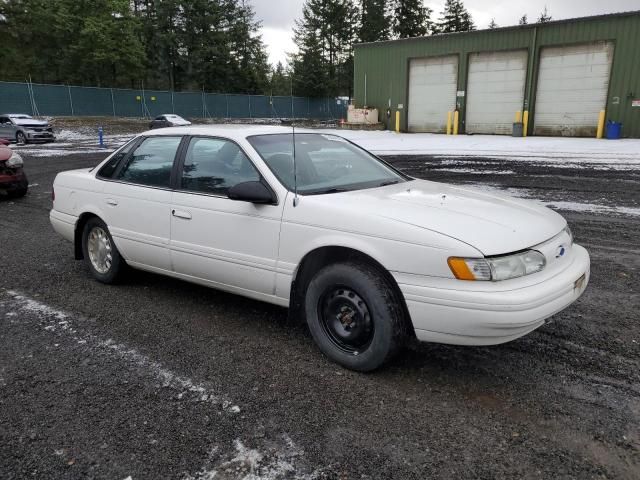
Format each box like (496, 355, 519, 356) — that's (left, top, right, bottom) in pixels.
(181, 137, 260, 196)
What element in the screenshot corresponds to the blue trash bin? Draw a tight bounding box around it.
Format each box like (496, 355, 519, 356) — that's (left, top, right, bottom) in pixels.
(606, 121, 622, 140)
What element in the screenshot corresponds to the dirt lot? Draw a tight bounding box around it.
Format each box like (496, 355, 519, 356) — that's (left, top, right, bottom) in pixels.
(1, 142, 638, 479)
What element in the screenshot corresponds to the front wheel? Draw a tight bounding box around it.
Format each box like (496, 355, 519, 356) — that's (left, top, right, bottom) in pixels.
(16, 131, 27, 145)
(82, 218, 125, 284)
(304, 262, 408, 372)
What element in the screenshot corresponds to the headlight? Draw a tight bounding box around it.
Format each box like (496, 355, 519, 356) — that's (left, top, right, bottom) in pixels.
(6, 152, 23, 168)
(564, 225, 574, 246)
(449, 250, 546, 282)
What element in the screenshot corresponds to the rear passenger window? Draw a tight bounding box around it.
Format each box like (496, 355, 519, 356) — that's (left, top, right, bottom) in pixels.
(98, 138, 137, 178)
(117, 136, 181, 187)
(181, 137, 260, 195)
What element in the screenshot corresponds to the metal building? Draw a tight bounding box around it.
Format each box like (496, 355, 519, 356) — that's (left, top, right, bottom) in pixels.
(353, 11, 640, 138)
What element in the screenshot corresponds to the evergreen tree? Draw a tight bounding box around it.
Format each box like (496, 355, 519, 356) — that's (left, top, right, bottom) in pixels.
(519, 14, 528, 25)
(438, 0, 475, 33)
(488, 18, 498, 29)
(392, 0, 432, 38)
(360, 0, 391, 42)
(292, 0, 358, 97)
(538, 6, 552, 23)
(269, 62, 292, 97)
(0, 0, 271, 94)
(227, 1, 270, 94)
(291, 31, 329, 97)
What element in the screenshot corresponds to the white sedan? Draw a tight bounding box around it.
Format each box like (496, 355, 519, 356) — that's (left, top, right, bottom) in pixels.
(50, 126, 590, 371)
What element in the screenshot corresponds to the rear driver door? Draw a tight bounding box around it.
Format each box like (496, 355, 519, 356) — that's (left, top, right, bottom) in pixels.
(101, 135, 183, 272)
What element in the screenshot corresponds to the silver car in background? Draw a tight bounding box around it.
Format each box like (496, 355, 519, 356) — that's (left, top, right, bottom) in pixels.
(0, 114, 55, 144)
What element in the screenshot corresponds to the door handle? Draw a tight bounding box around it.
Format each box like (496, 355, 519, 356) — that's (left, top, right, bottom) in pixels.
(106, 198, 118, 206)
(172, 209, 192, 220)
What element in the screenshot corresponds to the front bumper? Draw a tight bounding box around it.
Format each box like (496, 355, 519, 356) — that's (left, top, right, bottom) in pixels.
(0, 171, 27, 192)
(396, 245, 590, 346)
(26, 131, 55, 142)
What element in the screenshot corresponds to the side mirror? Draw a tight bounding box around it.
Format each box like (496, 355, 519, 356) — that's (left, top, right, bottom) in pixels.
(228, 181, 275, 205)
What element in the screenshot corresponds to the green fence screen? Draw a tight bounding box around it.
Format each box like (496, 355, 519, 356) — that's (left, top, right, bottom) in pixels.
(0, 81, 348, 120)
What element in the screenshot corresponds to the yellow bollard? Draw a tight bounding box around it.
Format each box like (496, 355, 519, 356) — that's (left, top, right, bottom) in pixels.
(395, 111, 400, 133)
(523, 111, 529, 138)
(453, 111, 459, 135)
(515, 111, 522, 123)
(446, 111, 453, 135)
(596, 110, 606, 139)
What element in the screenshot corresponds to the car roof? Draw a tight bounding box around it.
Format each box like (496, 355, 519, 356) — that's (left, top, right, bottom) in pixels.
(2, 113, 32, 117)
(144, 124, 318, 141)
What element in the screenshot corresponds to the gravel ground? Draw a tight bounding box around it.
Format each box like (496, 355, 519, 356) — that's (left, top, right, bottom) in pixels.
(0, 144, 639, 480)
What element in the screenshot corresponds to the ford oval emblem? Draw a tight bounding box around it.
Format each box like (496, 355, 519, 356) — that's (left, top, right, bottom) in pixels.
(556, 245, 566, 258)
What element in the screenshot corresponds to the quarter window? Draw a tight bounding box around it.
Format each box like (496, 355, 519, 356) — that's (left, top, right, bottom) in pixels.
(117, 136, 181, 187)
(98, 138, 138, 178)
(181, 137, 260, 195)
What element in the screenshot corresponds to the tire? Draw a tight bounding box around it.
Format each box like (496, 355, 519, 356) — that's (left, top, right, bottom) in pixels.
(8, 176, 28, 198)
(16, 131, 27, 145)
(81, 217, 125, 284)
(304, 262, 407, 372)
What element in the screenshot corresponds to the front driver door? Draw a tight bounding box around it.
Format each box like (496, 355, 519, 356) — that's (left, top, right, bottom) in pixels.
(170, 136, 284, 295)
(101, 135, 183, 272)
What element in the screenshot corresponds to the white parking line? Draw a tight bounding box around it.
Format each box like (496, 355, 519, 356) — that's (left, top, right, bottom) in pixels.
(2, 290, 240, 413)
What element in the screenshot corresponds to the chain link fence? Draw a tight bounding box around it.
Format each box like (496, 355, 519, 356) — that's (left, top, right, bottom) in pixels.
(0, 81, 348, 120)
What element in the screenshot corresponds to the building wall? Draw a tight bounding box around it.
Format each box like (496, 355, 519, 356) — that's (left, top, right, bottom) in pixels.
(354, 12, 640, 138)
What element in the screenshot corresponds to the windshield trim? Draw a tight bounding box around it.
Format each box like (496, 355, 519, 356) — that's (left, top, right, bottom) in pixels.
(246, 133, 412, 195)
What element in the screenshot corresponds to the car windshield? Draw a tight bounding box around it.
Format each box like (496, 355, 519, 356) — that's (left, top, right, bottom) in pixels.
(10, 115, 32, 120)
(248, 133, 407, 195)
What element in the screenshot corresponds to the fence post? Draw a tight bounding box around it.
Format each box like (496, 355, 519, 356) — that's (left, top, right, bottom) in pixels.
(68, 85, 74, 116)
(110, 88, 116, 117)
(248, 96, 252, 119)
(226, 94, 229, 118)
(201, 88, 206, 119)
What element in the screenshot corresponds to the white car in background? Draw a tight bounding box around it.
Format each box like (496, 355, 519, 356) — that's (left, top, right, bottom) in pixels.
(50, 126, 590, 371)
(149, 114, 192, 130)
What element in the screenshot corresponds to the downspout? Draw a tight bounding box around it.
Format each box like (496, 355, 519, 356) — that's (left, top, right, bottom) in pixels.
(525, 26, 538, 136)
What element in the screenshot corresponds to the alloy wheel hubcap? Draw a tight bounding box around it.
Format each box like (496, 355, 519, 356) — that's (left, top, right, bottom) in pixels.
(319, 287, 374, 355)
(87, 227, 113, 274)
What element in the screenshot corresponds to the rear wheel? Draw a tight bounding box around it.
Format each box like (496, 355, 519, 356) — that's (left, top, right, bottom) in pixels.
(82, 218, 125, 284)
(16, 131, 27, 145)
(304, 262, 407, 372)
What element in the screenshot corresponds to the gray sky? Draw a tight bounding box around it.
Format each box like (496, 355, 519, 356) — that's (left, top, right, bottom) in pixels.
(249, 0, 640, 65)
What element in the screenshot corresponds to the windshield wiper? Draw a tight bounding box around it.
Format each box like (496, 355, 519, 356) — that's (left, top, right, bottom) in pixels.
(306, 187, 350, 195)
(377, 180, 401, 187)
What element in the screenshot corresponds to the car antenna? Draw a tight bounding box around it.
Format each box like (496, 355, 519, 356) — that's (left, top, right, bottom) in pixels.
(275, 80, 300, 208)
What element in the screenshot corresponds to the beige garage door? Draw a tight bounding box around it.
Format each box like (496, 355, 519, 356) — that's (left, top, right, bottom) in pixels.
(466, 50, 528, 135)
(534, 42, 614, 137)
(408, 56, 458, 133)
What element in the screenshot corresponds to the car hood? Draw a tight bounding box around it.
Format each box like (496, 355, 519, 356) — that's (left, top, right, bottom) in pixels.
(319, 179, 566, 256)
(169, 119, 191, 125)
(13, 119, 49, 127)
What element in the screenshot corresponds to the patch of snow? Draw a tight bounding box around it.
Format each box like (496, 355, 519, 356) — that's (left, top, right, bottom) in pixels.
(462, 184, 640, 218)
(183, 435, 325, 480)
(434, 168, 515, 175)
(18, 148, 115, 157)
(316, 129, 640, 171)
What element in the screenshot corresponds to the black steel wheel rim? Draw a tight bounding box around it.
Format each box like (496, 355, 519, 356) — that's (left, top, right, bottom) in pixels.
(318, 286, 374, 355)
